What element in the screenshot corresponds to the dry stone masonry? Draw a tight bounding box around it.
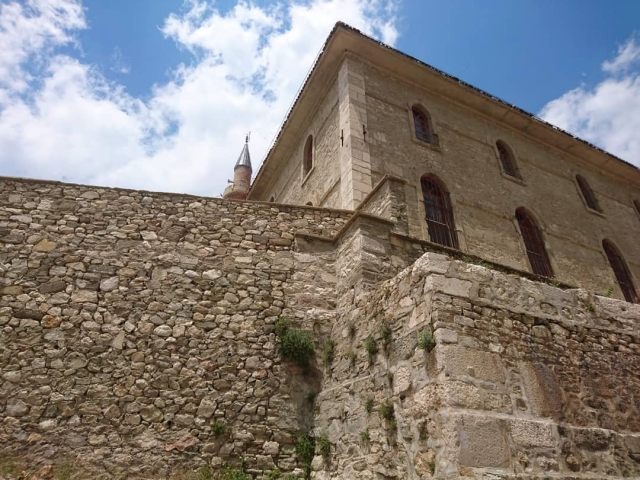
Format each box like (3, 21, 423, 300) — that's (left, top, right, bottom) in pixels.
(1, 176, 639, 479)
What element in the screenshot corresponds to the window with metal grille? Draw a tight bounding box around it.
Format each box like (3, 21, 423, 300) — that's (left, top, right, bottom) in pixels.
(603, 240, 638, 303)
(412, 107, 433, 143)
(576, 175, 601, 212)
(421, 175, 459, 249)
(516, 208, 553, 277)
(303, 135, 313, 176)
(496, 141, 520, 179)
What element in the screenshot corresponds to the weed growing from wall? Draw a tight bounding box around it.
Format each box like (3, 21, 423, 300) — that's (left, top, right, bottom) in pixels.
(417, 330, 435, 352)
(317, 434, 331, 460)
(211, 420, 226, 437)
(275, 317, 315, 368)
(364, 337, 378, 356)
(322, 340, 335, 365)
(294, 432, 316, 478)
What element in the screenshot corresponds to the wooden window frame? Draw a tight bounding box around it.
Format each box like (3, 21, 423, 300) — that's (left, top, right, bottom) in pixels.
(420, 175, 459, 249)
(408, 104, 440, 149)
(515, 207, 554, 278)
(575, 174, 603, 214)
(602, 240, 638, 303)
(302, 135, 314, 180)
(495, 140, 523, 181)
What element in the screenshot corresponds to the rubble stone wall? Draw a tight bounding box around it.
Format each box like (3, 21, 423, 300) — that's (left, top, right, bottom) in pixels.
(0, 177, 350, 478)
(314, 252, 640, 479)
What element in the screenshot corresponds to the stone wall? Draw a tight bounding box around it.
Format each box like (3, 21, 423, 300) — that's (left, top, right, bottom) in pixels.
(313, 252, 640, 479)
(1, 176, 639, 479)
(0, 177, 350, 478)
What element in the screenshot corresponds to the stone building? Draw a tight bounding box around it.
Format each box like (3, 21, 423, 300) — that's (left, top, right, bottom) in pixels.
(248, 22, 640, 304)
(1, 22, 639, 480)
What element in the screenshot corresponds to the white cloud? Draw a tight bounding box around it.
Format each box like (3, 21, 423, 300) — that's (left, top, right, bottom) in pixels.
(540, 34, 640, 167)
(0, 0, 397, 196)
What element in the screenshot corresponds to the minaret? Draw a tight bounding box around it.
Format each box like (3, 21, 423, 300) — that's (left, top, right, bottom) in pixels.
(223, 135, 253, 200)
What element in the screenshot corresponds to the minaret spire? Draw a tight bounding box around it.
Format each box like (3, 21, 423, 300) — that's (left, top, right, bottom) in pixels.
(223, 133, 253, 200)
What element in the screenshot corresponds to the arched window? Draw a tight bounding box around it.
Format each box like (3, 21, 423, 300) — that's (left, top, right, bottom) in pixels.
(305, 202, 313, 206)
(516, 208, 553, 277)
(421, 175, 459, 249)
(576, 175, 601, 212)
(496, 141, 520, 179)
(603, 240, 638, 303)
(269, 196, 275, 202)
(303, 135, 313, 176)
(412, 107, 433, 143)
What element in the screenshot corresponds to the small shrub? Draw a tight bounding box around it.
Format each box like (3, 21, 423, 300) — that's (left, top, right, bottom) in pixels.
(348, 324, 356, 338)
(275, 317, 291, 337)
(417, 330, 435, 352)
(347, 350, 356, 365)
(586, 303, 596, 313)
(364, 398, 373, 413)
(55, 462, 73, 480)
(428, 462, 436, 474)
(364, 337, 378, 356)
(196, 465, 215, 480)
(211, 420, 226, 437)
(266, 468, 281, 480)
(380, 400, 394, 421)
(217, 466, 250, 480)
(360, 430, 370, 442)
(380, 323, 392, 344)
(322, 340, 335, 365)
(603, 287, 614, 297)
(294, 432, 315, 478)
(280, 328, 315, 368)
(283, 475, 298, 480)
(317, 434, 331, 460)
(388, 418, 397, 432)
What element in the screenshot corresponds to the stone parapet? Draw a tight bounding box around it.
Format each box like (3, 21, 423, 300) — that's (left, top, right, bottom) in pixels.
(313, 252, 640, 479)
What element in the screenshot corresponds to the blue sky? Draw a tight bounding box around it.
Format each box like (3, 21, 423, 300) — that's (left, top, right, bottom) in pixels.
(0, 0, 639, 196)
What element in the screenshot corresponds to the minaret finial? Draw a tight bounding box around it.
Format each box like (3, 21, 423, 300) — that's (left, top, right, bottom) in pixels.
(246, 132, 250, 144)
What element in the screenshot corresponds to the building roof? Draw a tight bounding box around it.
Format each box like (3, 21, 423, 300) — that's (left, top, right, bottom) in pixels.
(235, 135, 252, 169)
(249, 22, 639, 199)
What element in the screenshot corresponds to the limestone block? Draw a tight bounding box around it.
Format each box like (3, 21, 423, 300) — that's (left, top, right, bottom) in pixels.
(509, 419, 557, 448)
(33, 239, 57, 252)
(435, 345, 506, 383)
(392, 364, 412, 395)
(424, 274, 472, 299)
(71, 290, 98, 303)
(412, 252, 451, 280)
(519, 361, 563, 420)
(458, 416, 510, 468)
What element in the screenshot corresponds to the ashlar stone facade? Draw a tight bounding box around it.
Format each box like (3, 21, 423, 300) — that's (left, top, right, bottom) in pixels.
(249, 23, 640, 303)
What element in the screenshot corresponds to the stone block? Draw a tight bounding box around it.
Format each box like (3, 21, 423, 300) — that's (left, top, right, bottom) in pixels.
(509, 419, 557, 448)
(424, 274, 472, 298)
(435, 345, 506, 383)
(458, 416, 510, 468)
(412, 252, 450, 279)
(519, 361, 563, 420)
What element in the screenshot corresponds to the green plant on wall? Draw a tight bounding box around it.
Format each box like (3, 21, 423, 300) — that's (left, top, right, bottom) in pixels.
(380, 322, 392, 346)
(211, 420, 226, 437)
(317, 433, 331, 460)
(275, 317, 315, 368)
(417, 330, 435, 352)
(322, 340, 335, 365)
(364, 337, 378, 356)
(294, 432, 315, 478)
